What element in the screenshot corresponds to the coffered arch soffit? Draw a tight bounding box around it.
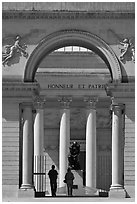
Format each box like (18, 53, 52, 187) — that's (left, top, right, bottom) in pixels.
(24, 30, 122, 82)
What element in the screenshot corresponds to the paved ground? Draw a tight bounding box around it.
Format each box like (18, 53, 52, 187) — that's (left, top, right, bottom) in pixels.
(2, 196, 135, 202)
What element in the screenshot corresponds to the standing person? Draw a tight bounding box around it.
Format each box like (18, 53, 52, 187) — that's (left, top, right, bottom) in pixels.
(65, 167, 75, 196)
(48, 165, 58, 197)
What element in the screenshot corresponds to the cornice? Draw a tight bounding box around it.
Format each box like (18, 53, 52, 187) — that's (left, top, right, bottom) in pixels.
(36, 72, 111, 77)
(2, 82, 40, 97)
(2, 11, 135, 20)
(106, 82, 135, 98)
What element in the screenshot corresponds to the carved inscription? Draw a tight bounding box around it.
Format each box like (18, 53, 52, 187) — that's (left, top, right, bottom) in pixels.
(47, 84, 106, 89)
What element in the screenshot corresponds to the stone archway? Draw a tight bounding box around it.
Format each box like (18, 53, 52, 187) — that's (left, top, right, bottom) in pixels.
(24, 29, 121, 82)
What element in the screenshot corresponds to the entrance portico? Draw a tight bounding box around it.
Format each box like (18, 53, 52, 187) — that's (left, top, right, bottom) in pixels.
(2, 2, 135, 200)
(19, 29, 126, 196)
(19, 88, 125, 196)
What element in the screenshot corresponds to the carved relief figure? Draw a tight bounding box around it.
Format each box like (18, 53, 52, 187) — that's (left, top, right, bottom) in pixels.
(2, 35, 28, 66)
(119, 38, 135, 63)
(108, 30, 135, 63)
(131, 46, 135, 62)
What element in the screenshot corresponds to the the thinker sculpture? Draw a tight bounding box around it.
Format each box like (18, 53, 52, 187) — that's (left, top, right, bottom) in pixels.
(68, 141, 80, 170)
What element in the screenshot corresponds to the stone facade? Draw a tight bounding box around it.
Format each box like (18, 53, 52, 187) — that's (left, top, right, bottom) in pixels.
(2, 2, 135, 200)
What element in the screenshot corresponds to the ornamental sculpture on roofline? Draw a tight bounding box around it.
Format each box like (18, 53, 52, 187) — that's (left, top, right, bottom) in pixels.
(2, 35, 28, 66)
(119, 38, 135, 63)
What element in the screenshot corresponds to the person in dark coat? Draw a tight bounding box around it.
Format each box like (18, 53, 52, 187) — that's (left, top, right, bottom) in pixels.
(48, 165, 58, 196)
(65, 167, 74, 196)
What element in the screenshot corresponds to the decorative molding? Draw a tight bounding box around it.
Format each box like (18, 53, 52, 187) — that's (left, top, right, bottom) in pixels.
(84, 96, 98, 109)
(2, 11, 135, 20)
(58, 96, 72, 108)
(36, 72, 111, 78)
(110, 97, 125, 112)
(2, 82, 40, 97)
(33, 95, 46, 109)
(110, 103, 125, 115)
(105, 82, 135, 98)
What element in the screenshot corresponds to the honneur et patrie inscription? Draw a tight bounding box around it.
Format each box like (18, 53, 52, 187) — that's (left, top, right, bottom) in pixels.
(48, 84, 106, 89)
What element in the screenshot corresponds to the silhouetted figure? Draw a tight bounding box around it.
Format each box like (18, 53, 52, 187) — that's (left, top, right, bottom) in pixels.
(48, 165, 58, 196)
(65, 167, 74, 196)
(68, 141, 80, 170)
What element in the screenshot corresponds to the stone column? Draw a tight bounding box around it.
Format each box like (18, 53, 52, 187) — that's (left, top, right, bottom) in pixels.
(84, 97, 97, 189)
(58, 97, 72, 188)
(21, 104, 34, 189)
(33, 99, 45, 156)
(109, 103, 126, 198)
(33, 98, 45, 191)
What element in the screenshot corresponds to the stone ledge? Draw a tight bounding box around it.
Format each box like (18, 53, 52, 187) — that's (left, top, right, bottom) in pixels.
(2, 11, 135, 20)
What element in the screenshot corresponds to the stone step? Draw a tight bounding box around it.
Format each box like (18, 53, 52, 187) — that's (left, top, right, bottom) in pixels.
(57, 170, 100, 197)
(72, 170, 99, 197)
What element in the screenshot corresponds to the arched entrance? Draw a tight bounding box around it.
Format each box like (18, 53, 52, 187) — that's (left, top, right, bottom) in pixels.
(24, 30, 121, 82)
(22, 30, 123, 196)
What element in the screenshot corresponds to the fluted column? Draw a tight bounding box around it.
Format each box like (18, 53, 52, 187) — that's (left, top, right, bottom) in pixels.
(21, 104, 34, 189)
(84, 97, 97, 188)
(58, 96, 72, 187)
(109, 103, 126, 197)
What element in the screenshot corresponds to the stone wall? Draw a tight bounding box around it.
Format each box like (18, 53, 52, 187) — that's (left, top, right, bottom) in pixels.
(2, 16, 135, 82)
(124, 98, 135, 197)
(2, 101, 20, 198)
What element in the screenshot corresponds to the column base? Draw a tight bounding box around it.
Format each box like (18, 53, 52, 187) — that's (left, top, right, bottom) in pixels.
(18, 185, 35, 198)
(109, 186, 126, 198)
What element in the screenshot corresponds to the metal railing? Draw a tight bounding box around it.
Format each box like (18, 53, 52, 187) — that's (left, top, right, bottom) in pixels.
(33, 155, 46, 196)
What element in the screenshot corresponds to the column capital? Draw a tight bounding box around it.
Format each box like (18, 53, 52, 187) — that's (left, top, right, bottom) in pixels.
(84, 96, 98, 109)
(58, 96, 72, 108)
(33, 95, 46, 109)
(110, 103, 125, 115)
